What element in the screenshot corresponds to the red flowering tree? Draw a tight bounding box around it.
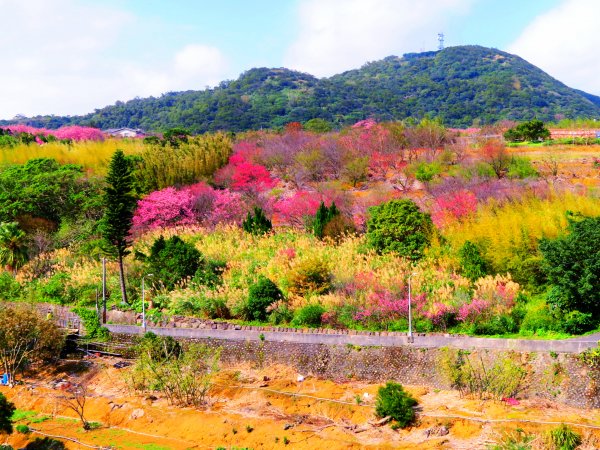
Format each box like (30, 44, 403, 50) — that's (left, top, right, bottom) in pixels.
(132, 187, 196, 232)
(273, 190, 321, 227)
(431, 190, 478, 228)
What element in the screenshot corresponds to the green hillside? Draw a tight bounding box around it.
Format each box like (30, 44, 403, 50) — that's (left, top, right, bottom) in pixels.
(4, 45, 600, 131)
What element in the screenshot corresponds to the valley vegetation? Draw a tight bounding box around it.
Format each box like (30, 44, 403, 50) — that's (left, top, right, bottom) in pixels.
(0, 119, 599, 339)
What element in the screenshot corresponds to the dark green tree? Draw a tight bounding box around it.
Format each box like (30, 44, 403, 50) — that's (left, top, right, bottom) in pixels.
(366, 199, 433, 260)
(143, 235, 204, 291)
(242, 207, 272, 235)
(100, 150, 136, 304)
(246, 276, 284, 321)
(459, 241, 489, 281)
(312, 201, 340, 239)
(539, 214, 600, 317)
(504, 119, 550, 142)
(0, 393, 15, 434)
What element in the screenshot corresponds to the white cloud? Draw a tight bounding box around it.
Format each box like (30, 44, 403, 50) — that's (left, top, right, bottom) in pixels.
(0, 0, 230, 119)
(509, 0, 600, 95)
(284, 0, 474, 77)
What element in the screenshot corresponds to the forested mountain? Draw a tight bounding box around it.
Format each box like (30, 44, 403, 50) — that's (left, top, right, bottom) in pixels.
(4, 45, 600, 131)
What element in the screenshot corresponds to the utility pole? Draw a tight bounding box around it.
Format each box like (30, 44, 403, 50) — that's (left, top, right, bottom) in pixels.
(102, 257, 107, 324)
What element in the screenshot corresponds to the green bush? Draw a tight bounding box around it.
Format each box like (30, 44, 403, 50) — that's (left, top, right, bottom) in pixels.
(291, 304, 326, 327)
(366, 199, 433, 260)
(561, 310, 596, 335)
(24, 438, 66, 450)
(268, 303, 293, 325)
(544, 424, 581, 450)
(0, 272, 21, 301)
(507, 157, 538, 179)
(135, 332, 181, 362)
(520, 304, 560, 334)
(141, 235, 204, 291)
(473, 314, 519, 336)
(458, 241, 489, 281)
(246, 277, 284, 322)
(374, 381, 417, 429)
(15, 424, 30, 434)
(72, 307, 109, 340)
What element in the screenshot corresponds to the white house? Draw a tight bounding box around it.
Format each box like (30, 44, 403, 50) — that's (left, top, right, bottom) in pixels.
(104, 127, 145, 138)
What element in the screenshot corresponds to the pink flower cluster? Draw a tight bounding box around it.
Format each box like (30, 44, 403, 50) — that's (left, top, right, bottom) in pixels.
(431, 189, 477, 228)
(215, 142, 278, 194)
(132, 182, 248, 233)
(2, 125, 105, 142)
(456, 298, 491, 323)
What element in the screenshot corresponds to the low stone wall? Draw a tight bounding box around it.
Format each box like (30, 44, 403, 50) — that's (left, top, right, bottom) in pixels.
(108, 327, 600, 409)
(105, 322, 599, 353)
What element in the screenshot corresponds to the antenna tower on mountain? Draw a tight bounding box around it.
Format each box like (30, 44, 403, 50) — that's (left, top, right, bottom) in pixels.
(438, 33, 445, 50)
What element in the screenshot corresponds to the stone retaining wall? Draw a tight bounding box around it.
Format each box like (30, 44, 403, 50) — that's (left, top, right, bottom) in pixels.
(108, 329, 600, 409)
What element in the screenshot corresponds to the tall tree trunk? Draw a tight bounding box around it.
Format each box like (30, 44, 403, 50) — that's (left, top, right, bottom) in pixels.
(118, 252, 128, 304)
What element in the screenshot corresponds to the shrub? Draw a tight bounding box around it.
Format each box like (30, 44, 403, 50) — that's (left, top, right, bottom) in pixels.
(439, 350, 526, 400)
(141, 235, 204, 291)
(246, 277, 284, 321)
(366, 199, 433, 260)
(458, 241, 489, 281)
(544, 424, 581, 450)
(24, 438, 66, 450)
(291, 304, 326, 327)
(507, 157, 538, 179)
(242, 207, 272, 235)
(132, 343, 220, 407)
(561, 310, 596, 335)
(374, 381, 417, 429)
(135, 332, 181, 363)
(520, 304, 560, 334)
(488, 428, 534, 450)
(0, 305, 65, 380)
(288, 257, 332, 297)
(0, 273, 21, 301)
(540, 214, 600, 317)
(196, 296, 231, 320)
(15, 424, 30, 434)
(322, 215, 355, 241)
(73, 307, 109, 341)
(268, 303, 293, 325)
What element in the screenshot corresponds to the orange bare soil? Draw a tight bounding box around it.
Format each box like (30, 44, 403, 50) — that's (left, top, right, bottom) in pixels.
(3, 358, 600, 449)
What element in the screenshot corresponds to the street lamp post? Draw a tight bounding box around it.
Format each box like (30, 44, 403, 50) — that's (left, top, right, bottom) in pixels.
(142, 274, 153, 332)
(407, 273, 416, 343)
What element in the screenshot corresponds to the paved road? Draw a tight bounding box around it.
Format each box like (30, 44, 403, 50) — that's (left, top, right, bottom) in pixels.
(106, 324, 600, 354)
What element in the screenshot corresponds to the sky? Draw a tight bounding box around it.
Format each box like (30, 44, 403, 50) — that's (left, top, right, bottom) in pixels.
(1, 0, 598, 119)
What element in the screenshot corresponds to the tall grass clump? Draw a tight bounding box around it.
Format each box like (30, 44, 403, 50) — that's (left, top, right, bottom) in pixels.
(0, 139, 145, 173)
(135, 132, 232, 191)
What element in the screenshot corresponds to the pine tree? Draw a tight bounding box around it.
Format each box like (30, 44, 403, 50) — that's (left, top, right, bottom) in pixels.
(101, 150, 136, 304)
(313, 201, 340, 239)
(242, 207, 272, 235)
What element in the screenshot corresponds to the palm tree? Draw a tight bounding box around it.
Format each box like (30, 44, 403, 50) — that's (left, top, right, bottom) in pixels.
(0, 222, 28, 274)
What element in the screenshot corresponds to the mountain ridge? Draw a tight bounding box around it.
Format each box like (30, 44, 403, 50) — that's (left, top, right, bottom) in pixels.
(3, 45, 599, 131)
